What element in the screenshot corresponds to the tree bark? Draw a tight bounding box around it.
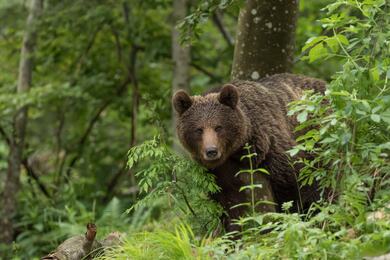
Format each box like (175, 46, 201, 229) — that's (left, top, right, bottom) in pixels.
(230, 0, 298, 212)
(231, 0, 298, 80)
(0, 0, 42, 245)
(172, 0, 191, 150)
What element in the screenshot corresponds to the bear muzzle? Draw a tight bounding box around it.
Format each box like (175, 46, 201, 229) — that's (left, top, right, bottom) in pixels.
(203, 146, 221, 161)
(200, 127, 223, 164)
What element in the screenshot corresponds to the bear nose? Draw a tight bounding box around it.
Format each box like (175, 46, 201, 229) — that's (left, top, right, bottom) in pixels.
(205, 147, 218, 159)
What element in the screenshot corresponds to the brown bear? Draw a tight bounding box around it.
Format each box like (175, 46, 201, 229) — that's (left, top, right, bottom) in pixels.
(172, 73, 326, 232)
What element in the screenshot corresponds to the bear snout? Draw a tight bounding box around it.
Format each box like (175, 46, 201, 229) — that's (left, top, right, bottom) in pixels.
(204, 146, 220, 160)
(201, 128, 222, 161)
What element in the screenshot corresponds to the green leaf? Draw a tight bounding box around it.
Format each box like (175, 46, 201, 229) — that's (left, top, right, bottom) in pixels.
(325, 36, 339, 52)
(254, 200, 278, 206)
(372, 106, 382, 113)
(288, 148, 300, 157)
(235, 169, 252, 177)
(282, 201, 294, 211)
(239, 184, 263, 192)
(308, 42, 328, 63)
(380, 109, 390, 124)
(369, 67, 380, 82)
(370, 114, 381, 123)
(297, 111, 308, 123)
(302, 36, 327, 51)
(254, 168, 270, 175)
(330, 90, 350, 96)
(320, 137, 336, 144)
(336, 34, 349, 45)
(230, 203, 251, 209)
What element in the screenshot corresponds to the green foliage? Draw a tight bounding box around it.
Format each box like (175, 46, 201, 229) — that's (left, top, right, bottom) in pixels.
(98, 1, 390, 259)
(11, 192, 130, 258)
(289, 0, 390, 209)
(1, 0, 389, 258)
(230, 144, 274, 237)
(127, 136, 222, 235)
(97, 224, 228, 260)
(97, 207, 390, 259)
(179, 0, 243, 43)
(292, 0, 341, 80)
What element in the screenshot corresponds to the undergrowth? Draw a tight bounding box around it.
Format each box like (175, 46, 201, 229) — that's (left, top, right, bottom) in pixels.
(99, 0, 390, 259)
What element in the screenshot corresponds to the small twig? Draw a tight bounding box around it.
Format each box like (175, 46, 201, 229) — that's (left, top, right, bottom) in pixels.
(368, 168, 381, 203)
(0, 124, 11, 146)
(104, 163, 127, 202)
(54, 108, 65, 169)
(22, 158, 51, 198)
(333, 28, 359, 69)
(110, 25, 123, 63)
(211, 11, 234, 46)
(191, 62, 221, 81)
(174, 182, 197, 217)
(71, 23, 104, 76)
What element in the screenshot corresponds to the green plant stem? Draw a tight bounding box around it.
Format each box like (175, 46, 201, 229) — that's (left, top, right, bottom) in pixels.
(246, 147, 256, 218)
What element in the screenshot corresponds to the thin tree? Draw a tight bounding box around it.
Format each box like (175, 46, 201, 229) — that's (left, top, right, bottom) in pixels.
(172, 0, 191, 150)
(0, 0, 43, 244)
(230, 0, 299, 212)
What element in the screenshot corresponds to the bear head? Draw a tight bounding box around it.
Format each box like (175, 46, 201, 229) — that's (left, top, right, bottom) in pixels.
(172, 84, 249, 169)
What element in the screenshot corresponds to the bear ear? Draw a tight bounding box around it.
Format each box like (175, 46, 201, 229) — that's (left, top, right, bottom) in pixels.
(219, 84, 238, 109)
(172, 90, 193, 115)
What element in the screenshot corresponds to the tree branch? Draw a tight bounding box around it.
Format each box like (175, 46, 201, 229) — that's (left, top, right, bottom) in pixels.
(55, 25, 105, 180)
(212, 11, 234, 46)
(71, 23, 104, 76)
(103, 4, 142, 199)
(65, 77, 131, 178)
(174, 182, 197, 217)
(191, 62, 221, 81)
(103, 164, 127, 202)
(110, 25, 123, 63)
(103, 45, 141, 200)
(129, 45, 140, 147)
(22, 158, 50, 198)
(0, 124, 11, 146)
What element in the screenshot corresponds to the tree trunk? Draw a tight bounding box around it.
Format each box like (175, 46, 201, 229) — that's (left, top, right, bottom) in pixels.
(172, 0, 191, 150)
(230, 0, 298, 212)
(231, 0, 298, 80)
(0, 0, 42, 245)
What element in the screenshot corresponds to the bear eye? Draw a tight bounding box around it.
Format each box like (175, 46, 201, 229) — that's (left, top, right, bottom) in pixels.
(195, 128, 203, 135)
(215, 126, 223, 132)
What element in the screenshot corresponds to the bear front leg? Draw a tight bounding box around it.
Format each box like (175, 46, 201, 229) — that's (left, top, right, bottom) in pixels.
(210, 192, 242, 235)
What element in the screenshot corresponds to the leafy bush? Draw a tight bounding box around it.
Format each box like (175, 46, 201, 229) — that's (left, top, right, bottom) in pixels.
(102, 1, 390, 259)
(127, 136, 223, 235)
(289, 0, 390, 214)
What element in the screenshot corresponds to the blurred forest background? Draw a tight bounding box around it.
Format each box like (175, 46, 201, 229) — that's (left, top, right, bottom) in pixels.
(0, 0, 389, 259)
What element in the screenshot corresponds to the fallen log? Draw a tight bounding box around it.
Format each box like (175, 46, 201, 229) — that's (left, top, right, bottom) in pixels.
(41, 223, 122, 260)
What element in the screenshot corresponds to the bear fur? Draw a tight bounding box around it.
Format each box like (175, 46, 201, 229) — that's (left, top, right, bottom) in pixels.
(172, 73, 326, 232)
